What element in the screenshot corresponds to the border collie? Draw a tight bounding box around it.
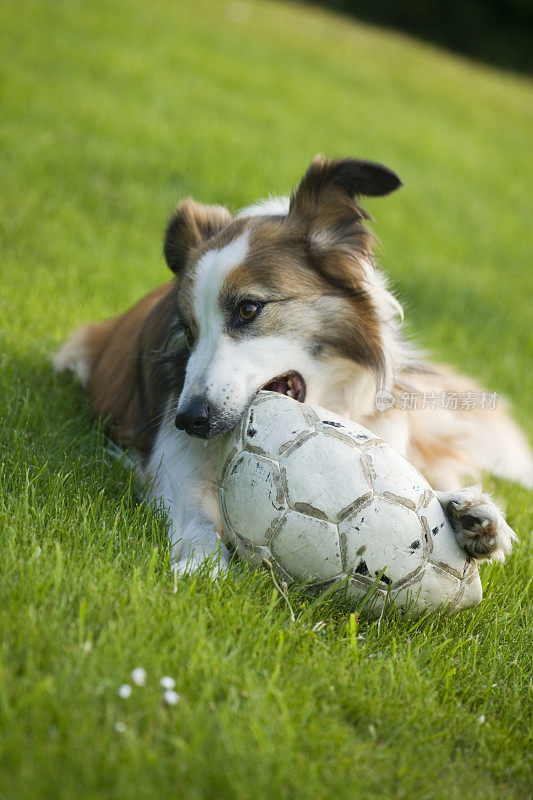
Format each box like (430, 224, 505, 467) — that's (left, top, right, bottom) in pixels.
(54, 157, 530, 575)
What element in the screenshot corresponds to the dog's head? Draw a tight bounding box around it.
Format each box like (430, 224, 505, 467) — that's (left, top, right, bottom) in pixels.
(164, 156, 402, 438)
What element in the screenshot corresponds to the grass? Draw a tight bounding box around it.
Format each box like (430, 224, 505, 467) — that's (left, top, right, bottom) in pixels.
(1, 0, 532, 797)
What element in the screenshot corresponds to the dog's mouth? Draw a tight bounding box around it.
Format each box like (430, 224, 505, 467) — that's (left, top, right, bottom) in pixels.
(260, 371, 306, 403)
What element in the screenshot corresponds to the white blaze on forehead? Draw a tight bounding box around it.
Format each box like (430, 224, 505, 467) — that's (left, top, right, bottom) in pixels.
(193, 231, 250, 328)
(236, 196, 290, 219)
(180, 231, 250, 404)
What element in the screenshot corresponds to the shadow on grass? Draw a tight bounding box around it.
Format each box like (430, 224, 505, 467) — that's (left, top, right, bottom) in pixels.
(312, 0, 533, 74)
(1, 346, 170, 563)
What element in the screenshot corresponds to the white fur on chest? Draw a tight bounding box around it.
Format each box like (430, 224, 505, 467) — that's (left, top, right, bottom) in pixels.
(144, 405, 222, 541)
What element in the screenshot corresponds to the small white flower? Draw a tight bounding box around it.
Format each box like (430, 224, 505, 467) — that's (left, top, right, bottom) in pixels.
(163, 689, 180, 706)
(131, 667, 147, 687)
(477, 715, 486, 724)
(118, 684, 132, 699)
(160, 676, 175, 690)
(115, 721, 127, 733)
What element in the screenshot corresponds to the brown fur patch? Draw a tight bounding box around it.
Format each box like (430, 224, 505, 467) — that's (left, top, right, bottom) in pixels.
(284, 157, 401, 371)
(213, 195, 386, 371)
(223, 217, 327, 300)
(164, 197, 232, 274)
(83, 282, 182, 454)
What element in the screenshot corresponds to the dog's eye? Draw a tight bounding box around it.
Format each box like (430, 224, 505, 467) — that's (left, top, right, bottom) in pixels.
(238, 302, 261, 322)
(185, 327, 195, 347)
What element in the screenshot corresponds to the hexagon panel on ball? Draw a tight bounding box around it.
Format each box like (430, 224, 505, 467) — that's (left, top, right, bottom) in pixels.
(365, 443, 431, 509)
(339, 496, 427, 586)
(270, 510, 342, 582)
(280, 432, 372, 523)
(241, 391, 315, 460)
(221, 451, 286, 546)
(392, 561, 463, 613)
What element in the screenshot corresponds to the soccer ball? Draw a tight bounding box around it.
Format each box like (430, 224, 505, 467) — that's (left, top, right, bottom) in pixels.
(217, 391, 482, 615)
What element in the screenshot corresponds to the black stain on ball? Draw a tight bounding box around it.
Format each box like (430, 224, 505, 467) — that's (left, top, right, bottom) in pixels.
(410, 540, 421, 549)
(247, 410, 257, 438)
(355, 560, 370, 576)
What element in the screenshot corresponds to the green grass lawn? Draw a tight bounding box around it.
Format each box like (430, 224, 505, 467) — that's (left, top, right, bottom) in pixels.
(1, 1, 532, 798)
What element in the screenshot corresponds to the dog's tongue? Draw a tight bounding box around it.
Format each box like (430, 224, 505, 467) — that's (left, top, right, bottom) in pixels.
(268, 380, 288, 395)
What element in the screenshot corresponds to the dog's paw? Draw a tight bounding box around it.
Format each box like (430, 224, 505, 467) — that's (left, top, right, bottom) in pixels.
(437, 485, 518, 562)
(171, 547, 231, 579)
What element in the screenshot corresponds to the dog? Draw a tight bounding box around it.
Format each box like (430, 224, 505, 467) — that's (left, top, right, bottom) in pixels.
(54, 156, 531, 575)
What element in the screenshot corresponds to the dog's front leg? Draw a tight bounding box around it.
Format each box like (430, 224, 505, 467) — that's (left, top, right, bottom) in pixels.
(436, 485, 518, 562)
(167, 506, 231, 577)
(145, 422, 231, 577)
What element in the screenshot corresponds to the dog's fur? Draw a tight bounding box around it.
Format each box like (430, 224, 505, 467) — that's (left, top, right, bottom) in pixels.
(54, 157, 530, 574)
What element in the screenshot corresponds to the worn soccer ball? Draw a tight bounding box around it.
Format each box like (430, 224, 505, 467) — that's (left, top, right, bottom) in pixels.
(217, 391, 482, 615)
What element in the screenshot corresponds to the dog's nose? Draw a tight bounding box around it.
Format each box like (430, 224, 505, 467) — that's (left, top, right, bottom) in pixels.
(175, 397, 211, 438)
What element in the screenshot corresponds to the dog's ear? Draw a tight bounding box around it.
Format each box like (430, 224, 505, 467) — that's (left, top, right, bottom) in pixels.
(286, 156, 402, 292)
(164, 198, 232, 273)
(288, 155, 402, 226)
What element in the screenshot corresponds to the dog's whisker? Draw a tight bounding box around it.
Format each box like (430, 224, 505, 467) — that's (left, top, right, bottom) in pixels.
(143, 401, 180, 433)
